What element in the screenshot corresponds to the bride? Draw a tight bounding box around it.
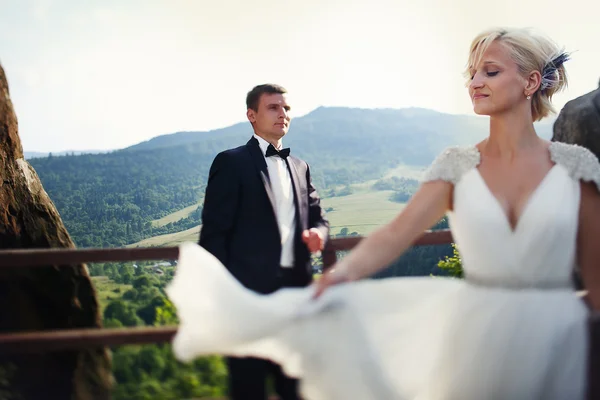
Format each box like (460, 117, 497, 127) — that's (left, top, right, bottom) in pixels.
(166, 27, 600, 399)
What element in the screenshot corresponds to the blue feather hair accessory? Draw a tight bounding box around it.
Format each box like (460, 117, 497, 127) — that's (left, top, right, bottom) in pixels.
(540, 52, 570, 91)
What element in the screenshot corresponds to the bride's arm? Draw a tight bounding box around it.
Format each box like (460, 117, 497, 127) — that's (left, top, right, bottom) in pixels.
(314, 180, 452, 297)
(578, 181, 600, 310)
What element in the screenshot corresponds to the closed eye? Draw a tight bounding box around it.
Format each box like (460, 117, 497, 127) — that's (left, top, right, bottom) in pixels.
(487, 71, 499, 77)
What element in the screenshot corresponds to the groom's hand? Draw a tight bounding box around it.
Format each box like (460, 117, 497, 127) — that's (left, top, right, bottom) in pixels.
(302, 228, 324, 253)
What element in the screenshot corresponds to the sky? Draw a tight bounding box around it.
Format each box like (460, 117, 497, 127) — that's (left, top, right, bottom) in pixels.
(1, 0, 599, 152)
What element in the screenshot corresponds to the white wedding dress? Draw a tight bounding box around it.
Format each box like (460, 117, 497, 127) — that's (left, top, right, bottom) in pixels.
(166, 142, 600, 400)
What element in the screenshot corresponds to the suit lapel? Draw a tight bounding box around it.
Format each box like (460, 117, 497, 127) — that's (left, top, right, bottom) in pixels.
(246, 137, 278, 217)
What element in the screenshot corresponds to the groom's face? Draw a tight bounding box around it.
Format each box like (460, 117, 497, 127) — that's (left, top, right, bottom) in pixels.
(248, 93, 291, 143)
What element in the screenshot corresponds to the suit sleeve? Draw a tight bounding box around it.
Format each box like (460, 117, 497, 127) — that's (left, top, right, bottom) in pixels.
(306, 163, 330, 245)
(199, 152, 239, 266)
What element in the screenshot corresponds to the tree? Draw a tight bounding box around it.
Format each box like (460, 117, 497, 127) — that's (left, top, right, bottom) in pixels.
(437, 244, 463, 278)
(122, 289, 138, 301)
(87, 263, 105, 276)
(104, 300, 142, 327)
(133, 275, 153, 290)
(103, 318, 124, 328)
(136, 347, 166, 377)
(121, 271, 133, 284)
(154, 299, 179, 326)
(137, 296, 170, 326)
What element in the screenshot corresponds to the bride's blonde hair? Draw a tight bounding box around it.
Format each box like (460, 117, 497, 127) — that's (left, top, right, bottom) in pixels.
(465, 27, 569, 122)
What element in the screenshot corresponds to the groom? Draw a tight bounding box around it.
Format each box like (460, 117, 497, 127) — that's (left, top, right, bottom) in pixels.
(199, 83, 330, 400)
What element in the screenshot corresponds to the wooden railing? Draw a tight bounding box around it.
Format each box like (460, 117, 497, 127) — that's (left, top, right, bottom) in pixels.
(0, 230, 451, 352)
(0, 229, 598, 399)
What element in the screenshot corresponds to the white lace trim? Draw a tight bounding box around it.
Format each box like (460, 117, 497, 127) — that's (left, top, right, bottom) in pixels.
(421, 142, 600, 191)
(549, 141, 600, 192)
(421, 146, 481, 185)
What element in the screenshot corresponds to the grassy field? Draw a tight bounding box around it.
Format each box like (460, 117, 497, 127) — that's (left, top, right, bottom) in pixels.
(128, 225, 201, 248)
(91, 276, 133, 313)
(323, 164, 424, 197)
(321, 190, 405, 236)
(151, 202, 200, 227)
(383, 164, 426, 180)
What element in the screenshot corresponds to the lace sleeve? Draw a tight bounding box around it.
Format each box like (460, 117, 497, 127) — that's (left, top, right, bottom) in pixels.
(421, 146, 481, 185)
(549, 142, 600, 192)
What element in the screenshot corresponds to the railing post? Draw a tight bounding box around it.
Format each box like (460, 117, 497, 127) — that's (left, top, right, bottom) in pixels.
(588, 312, 600, 400)
(321, 243, 337, 270)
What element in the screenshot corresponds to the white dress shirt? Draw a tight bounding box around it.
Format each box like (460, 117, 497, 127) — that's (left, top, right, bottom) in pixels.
(254, 134, 297, 267)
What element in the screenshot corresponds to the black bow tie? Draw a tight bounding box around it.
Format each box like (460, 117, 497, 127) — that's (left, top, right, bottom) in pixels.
(266, 144, 290, 159)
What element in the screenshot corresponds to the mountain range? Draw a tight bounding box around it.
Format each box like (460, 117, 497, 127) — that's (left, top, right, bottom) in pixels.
(24, 149, 110, 159)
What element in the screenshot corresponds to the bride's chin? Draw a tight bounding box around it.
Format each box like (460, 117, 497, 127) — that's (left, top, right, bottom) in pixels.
(472, 107, 491, 116)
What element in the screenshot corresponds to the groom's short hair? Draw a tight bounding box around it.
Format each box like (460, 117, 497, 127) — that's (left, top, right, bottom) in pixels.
(246, 84, 287, 112)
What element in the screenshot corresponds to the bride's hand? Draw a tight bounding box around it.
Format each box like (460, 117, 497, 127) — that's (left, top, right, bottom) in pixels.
(312, 263, 351, 299)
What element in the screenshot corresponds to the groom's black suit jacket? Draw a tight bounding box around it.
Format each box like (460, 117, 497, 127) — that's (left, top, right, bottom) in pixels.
(199, 136, 329, 294)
